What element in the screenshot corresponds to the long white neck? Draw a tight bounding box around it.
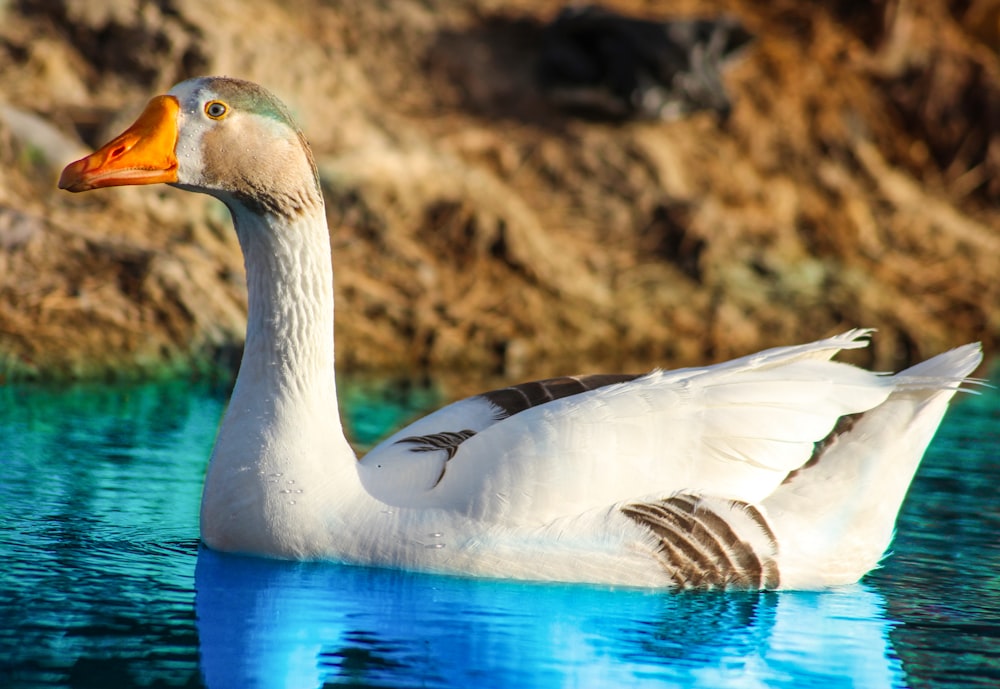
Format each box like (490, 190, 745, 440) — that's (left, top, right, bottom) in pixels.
(200, 199, 362, 556)
(236, 202, 337, 396)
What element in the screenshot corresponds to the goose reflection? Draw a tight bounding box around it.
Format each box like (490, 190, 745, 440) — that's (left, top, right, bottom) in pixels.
(195, 548, 905, 688)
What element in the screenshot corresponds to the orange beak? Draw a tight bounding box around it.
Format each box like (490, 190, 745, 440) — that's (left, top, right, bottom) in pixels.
(59, 95, 181, 192)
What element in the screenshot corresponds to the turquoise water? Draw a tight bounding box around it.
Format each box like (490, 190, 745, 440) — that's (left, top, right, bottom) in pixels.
(1, 373, 998, 688)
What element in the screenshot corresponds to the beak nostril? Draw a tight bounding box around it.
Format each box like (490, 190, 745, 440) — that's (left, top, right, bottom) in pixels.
(111, 145, 126, 158)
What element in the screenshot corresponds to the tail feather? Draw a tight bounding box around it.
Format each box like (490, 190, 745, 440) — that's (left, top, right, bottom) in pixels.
(763, 343, 983, 589)
(892, 342, 986, 392)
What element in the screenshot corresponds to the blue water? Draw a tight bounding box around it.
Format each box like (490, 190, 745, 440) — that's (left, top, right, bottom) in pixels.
(1, 373, 998, 689)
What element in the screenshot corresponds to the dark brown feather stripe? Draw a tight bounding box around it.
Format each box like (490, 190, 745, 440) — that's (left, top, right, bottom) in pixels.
(783, 411, 867, 485)
(393, 373, 640, 485)
(739, 503, 780, 587)
(622, 495, 780, 590)
(395, 430, 477, 460)
(481, 373, 640, 420)
(622, 501, 728, 588)
(658, 497, 745, 584)
(394, 430, 478, 487)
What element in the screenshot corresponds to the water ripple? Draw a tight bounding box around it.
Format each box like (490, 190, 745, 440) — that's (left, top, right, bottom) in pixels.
(1, 376, 998, 689)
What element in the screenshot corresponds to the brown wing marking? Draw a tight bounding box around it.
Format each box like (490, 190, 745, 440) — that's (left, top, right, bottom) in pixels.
(622, 494, 780, 590)
(395, 430, 477, 459)
(481, 373, 641, 420)
(783, 411, 867, 485)
(394, 430, 477, 486)
(392, 373, 640, 485)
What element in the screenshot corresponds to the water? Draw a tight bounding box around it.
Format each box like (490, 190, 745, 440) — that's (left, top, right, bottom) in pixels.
(1, 373, 998, 689)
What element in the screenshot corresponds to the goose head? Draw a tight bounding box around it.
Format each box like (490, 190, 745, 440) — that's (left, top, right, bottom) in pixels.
(60, 76, 339, 406)
(59, 76, 321, 217)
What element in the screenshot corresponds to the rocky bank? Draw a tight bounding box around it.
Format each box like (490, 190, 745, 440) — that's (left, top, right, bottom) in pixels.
(0, 0, 997, 382)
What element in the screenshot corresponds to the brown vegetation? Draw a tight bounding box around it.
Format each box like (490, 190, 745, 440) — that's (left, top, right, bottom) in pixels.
(0, 0, 997, 381)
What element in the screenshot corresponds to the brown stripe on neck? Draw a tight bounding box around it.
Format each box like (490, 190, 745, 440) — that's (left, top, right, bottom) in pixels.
(481, 373, 640, 420)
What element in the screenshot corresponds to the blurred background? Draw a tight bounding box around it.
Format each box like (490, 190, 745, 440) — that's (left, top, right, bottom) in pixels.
(0, 0, 997, 384)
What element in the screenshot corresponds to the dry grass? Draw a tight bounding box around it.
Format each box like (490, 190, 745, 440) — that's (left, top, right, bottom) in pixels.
(0, 0, 996, 380)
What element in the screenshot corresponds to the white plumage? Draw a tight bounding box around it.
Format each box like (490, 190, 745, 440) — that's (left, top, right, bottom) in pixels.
(59, 76, 984, 590)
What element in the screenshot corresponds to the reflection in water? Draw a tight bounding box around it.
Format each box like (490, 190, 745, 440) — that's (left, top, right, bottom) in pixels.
(869, 380, 1000, 688)
(3, 375, 997, 689)
(195, 549, 904, 689)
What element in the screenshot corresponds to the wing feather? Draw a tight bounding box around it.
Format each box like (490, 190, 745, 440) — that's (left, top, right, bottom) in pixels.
(358, 330, 893, 522)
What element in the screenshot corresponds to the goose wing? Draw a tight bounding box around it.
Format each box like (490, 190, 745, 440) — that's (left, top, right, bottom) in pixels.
(357, 330, 893, 522)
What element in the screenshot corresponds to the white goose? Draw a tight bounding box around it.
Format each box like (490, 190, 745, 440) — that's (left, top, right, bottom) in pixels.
(60, 77, 982, 590)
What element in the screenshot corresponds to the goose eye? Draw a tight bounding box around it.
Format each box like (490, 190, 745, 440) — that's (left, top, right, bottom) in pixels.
(205, 101, 228, 119)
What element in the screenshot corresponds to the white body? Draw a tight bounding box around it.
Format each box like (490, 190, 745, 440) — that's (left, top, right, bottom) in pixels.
(63, 77, 984, 590)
